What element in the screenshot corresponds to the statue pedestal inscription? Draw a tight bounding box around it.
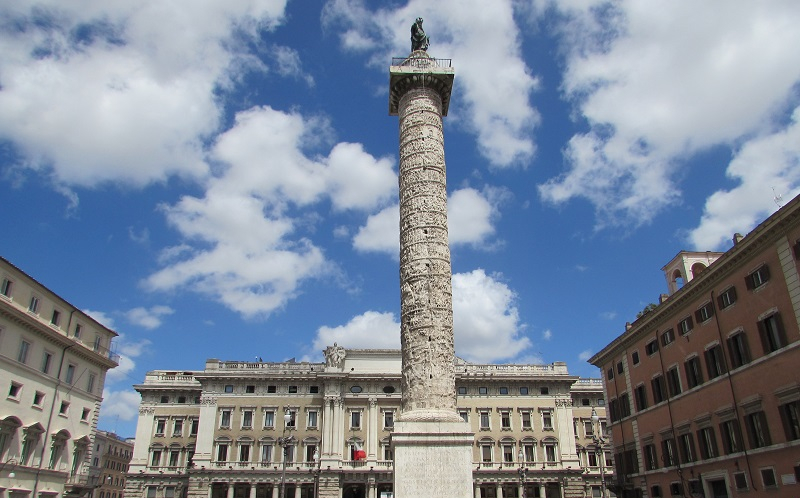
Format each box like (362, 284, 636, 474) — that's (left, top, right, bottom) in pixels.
(392, 421, 474, 498)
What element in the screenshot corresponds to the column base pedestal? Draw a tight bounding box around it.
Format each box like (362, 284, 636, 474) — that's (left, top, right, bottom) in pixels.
(391, 420, 474, 498)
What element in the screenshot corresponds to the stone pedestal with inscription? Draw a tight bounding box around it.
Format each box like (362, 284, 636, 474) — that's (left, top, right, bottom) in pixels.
(389, 48, 473, 498)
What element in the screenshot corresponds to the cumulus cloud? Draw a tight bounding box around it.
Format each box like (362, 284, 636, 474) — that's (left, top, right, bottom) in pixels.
(689, 106, 800, 249)
(599, 311, 617, 320)
(311, 269, 529, 363)
(313, 311, 400, 351)
(542, 329, 552, 340)
(452, 269, 530, 362)
(322, 0, 540, 167)
(578, 349, 593, 362)
(100, 389, 142, 423)
(106, 334, 151, 383)
(145, 106, 396, 318)
(83, 309, 115, 329)
(353, 187, 501, 256)
(537, 1, 800, 231)
(125, 306, 175, 330)
(0, 1, 289, 188)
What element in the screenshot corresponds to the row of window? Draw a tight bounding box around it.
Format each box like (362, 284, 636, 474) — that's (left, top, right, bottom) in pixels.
(0, 423, 86, 475)
(610, 312, 790, 422)
(464, 409, 555, 432)
(458, 386, 551, 396)
(7, 380, 92, 421)
(648, 467, 787, 498)
(2, 278, 104, 350)
(14, 336, 99, 394)
(638, 401, 799, 475)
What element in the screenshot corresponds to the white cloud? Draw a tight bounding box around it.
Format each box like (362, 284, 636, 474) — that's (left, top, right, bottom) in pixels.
(599, 311, 616, 320)
(106, 334, 151, 383)
(146, 106, 396, 318)
(537, 1, 800, 230)
(578, 349, 593, 362)
(83, 309, 115, 329)
(353, 187, 501, 256)
(100, 389, 142, 423)
(313, 311, 400, 351)
(689, 106, 800, 249)
(452, 269, 530, 363)
(271, 45, 315, 86)
(323, 0, 540, 167)
(0, 1, 290, 188)
(125, 306, 175, 330)
(542, 329, 552, 340)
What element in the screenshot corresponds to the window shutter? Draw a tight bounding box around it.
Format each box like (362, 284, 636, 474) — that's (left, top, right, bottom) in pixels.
(762, 264, 771, 282)
(757, 318, 770, 354)
(745, 273, 754, 290)
(704, 350, 714, 378)
(774, 313, 787, 347)
(687, 316, 693, 330)
(794, 240, 800, 259)
(694, 310, 703, 323)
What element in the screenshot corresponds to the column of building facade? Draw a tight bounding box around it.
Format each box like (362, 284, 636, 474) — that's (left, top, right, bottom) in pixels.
(272, 486, 279, 498)
(194, 396, 218, 465)
(322, 397, 335, 458)
(333, 398, 345, 460)
(131, 406, 156, 468)
(555, 399, 579, 467)
(367, 397, 378, 461)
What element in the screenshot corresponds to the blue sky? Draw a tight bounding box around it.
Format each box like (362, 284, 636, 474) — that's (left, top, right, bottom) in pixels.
(2, 1, 799, 438)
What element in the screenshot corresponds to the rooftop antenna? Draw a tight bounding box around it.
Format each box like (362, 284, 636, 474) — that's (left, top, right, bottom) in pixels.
(772, 187, 784, 208)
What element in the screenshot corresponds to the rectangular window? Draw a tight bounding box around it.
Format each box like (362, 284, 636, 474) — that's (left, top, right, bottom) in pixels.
(727, 332, 751, 368)
(718, 286, 737, 309)
(260, 444, 273, 463)
(93, 336, 102, 351)
(759, 313, 787, 354)
(661, 329, 675, 346)
(499, 387, 509, 394)
(309, 385, 319, 393)
(350, 411, 361, 429)
(458, 410, 469, 423)
(679, 433, 696, 463)
(73, 324, 82, 338)
(520, 387, 529, 395)
(28, 296, 40, 313)
(173, 419, 183, 437)
(18, 340, 31, 364)
(616, 362, 624, 374)
(480, 411, 490, 429)
(666, 367, 682, 397)
(661, 438, 677, 467)
(634, 385, 648, 411)
(151, 450, 162, 467)
(481, 445, 492, 463)
(521, 411, 532, 429)
(542, 410, 554, 429)
(503, 445, 514, 462)
(458, 386, 467, 395)
(87, 373, 96, 393)
(745, 411, 771, 448)
(631, 351, 640, 365)
(239, 444, 250, 462)
(305, 410, 318, 428)
(190, 419, 199, 436)
(41, 351, 52, 374)
(169, 450, 180, 467)
(288, 385, 298, 393)
(59, 401, 69, 415)
(217, 444, 228, 462)
(246, 385, 255, 393)
(684, 357, 703, 389)
(286, 411, 296, 428)
(267, 385, 277, 393)
(220, 410, 231, 428)
(606, 368, 614, 380)
(501, 411, 511, 429)
(746, 264, 770, 289)
(81, 408, 90, 421)
(264, 410, 275, 428)
(51, 309, 61, 327)
(383, 411, 393, 429)
(645, 340, 659, 356)
(155, 419, 166, 435)
(545, 444, 556, 462)
(619, 393, 631, 418)
(760, 468, 777, 488)
(695, 303, 714, 323)
(479, 386, 488, 394)
(8, 382, 21, 399)
(65, 364, 76, 384)
(781, 400, 800, 440)
(705, 345, 727, 379)
(584, 420, 593, 436)
(697, 427, 718, 459)
(0, 278, 12, 297)
(242, 410, 253, 428)
(733, 472, 748, 491)
(33, 391, 45, 406)
(678, 316, 694, 336)
(643, 444, 658, 470)
(720, 419, 742, 454)
(224, 385, 234, 393)
(541, 386, 550, 395)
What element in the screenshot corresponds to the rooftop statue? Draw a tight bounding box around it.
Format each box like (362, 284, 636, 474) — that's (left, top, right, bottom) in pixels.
(411, 17, 429, 52)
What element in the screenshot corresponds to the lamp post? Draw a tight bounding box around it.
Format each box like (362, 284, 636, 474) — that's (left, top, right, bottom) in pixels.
(590, 408, 607, 498)
(279, 408, 297, 498)
(517, 450, 527, 498)
(311, 449, 320, 498)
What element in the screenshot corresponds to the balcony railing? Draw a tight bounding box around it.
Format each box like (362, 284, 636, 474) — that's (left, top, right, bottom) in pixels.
(391, 57, 452, 68)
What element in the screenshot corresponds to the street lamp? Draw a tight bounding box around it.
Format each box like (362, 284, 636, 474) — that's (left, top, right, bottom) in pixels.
(279, 408, 297, 498)
(590, 408, 607, 498)
(517, 450, 527, 498)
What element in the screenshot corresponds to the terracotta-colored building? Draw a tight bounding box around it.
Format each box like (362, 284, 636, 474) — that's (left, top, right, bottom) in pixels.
(590, 194, 800, 498)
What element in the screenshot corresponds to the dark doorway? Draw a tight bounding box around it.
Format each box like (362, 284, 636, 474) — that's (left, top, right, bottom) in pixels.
(709, 480, 729, 498)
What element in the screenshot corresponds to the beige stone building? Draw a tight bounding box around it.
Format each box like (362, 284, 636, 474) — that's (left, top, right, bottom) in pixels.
(92, 431, 133, 498)
(125, 348, 610, 498)
(590, 193, 800, 498)
(0, 256, 119, 497)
